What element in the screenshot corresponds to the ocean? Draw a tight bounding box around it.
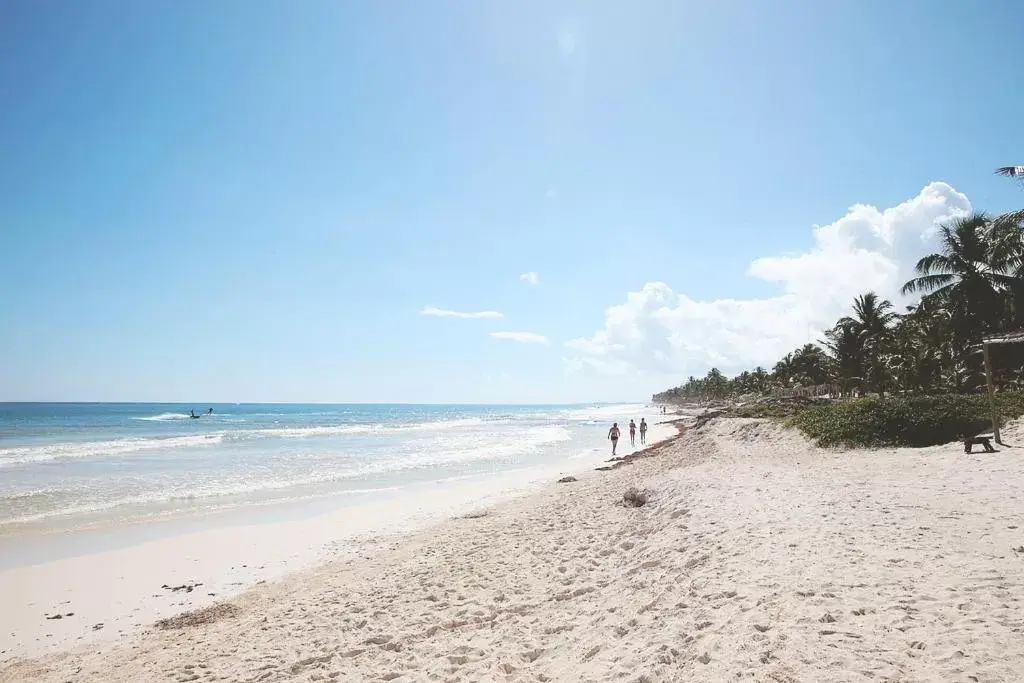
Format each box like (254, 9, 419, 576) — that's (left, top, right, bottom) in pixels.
(0, 402, 655, 534)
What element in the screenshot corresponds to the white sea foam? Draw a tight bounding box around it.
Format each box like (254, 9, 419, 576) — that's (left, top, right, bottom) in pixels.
(0, 434, 225, 468)
(0, 423, 575, 526)
(0, 479, 406, 527)
(133, 412, 194, 421)
(0, 418, 504, 468)
(0, 406, 626, 531)
(561, 404, 650, 422)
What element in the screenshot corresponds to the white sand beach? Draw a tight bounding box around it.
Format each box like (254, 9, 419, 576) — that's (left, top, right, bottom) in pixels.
(5, 416, 1024, 682)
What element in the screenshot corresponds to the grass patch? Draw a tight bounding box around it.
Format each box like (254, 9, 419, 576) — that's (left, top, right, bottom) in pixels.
(786, 392, 1024, 448)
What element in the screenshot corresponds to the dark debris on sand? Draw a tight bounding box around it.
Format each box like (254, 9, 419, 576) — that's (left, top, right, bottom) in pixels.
(155, 603, 241, 630)
(622, 487, 651, 508)
(595, 419, 690, 472)
(162, 582, 203, 593)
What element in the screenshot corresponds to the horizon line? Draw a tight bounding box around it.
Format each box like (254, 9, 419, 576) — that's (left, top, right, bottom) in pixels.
(0, 400, 652, 407)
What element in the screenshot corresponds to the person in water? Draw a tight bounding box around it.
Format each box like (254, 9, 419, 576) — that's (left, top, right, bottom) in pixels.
(189, 409, 197, 419)
(608, 422, 621, 456)
(628, 419, 637, 447)
(639, 418, 648, 445)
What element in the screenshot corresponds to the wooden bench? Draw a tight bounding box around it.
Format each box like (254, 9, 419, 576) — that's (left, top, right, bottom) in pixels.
(964, 435, 996, 453)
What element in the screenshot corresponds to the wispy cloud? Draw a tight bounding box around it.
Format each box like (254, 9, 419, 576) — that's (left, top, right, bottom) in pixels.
(520, 272, 540, 285)
(420, 306, 503, 319)
(490, 331, 550, 345)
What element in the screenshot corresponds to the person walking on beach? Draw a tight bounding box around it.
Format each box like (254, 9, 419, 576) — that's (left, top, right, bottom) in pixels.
(608, 423, 621, 456)
(628, 419, 637, 447)
(639, 418, 648, 445)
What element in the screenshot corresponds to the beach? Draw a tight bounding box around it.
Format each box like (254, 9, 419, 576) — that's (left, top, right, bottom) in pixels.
(5, 414, 1024, 681)
(0, 404, 677, 668)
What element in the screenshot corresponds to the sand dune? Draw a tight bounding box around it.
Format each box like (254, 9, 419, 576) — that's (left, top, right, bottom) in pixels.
(5, 417, 1024, 681)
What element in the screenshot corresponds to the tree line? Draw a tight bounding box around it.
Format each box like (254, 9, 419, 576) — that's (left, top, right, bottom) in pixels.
(654, 172, 1024, 404)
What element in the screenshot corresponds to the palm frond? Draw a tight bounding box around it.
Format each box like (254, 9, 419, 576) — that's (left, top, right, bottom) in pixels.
(902, 273, 955, 296)
(912, 253, 956, 277)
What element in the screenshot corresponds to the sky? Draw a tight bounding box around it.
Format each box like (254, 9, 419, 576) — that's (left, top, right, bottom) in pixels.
(1, 0, 1023, 404)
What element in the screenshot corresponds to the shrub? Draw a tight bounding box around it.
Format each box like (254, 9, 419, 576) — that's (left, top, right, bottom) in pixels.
(788, 392, 1024, 448)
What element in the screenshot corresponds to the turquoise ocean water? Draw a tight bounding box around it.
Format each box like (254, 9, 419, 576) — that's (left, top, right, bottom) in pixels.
(0, 403, 651, 533)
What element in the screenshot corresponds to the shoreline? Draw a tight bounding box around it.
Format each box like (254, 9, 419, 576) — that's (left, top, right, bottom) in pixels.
(0, 422, 681, 663)
(9, 416, 1024, 679)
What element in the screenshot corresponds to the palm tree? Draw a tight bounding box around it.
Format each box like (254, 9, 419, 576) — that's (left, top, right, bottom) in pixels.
(750, 366, 771, 394)
(790, 343, 832, 385)
(835, 292, 898, 395)
(822, 322, 864, 396)
(838, 292, 898, 339)
(901, 213, 1010, 338)
(703, 368, 729, 401)
(772, 353, 796, 388)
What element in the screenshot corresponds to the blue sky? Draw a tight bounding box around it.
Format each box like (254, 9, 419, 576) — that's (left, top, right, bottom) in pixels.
(1, 0, 1022, 403)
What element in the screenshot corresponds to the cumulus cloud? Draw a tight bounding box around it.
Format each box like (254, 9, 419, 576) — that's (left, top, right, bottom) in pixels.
(520, 272, 540, 285)
(566, 182, 972, 377)
(491, 331, 550, 345)
(420, 306, 503, 319)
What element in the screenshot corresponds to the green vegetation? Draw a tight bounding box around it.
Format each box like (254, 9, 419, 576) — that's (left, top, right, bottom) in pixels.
(788, 393, 1024, 448)
(654, 171, 1024, 448)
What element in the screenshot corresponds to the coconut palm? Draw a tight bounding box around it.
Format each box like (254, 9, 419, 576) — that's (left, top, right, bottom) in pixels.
(822, 322, 864, 396)
(901, 213, 1010, 338)
(833, 292, 898, 395)
(652, 185, 1024, 404)
(838, 292, 898, 340)
(790, 343, 832, 385)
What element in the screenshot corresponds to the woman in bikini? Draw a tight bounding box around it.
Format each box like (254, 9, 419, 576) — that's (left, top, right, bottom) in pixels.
(608, 422, 621, 456)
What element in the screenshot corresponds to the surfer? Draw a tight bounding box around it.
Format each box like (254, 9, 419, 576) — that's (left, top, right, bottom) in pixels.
(608, 423, 621, 456)
(189, 409, 197, 419)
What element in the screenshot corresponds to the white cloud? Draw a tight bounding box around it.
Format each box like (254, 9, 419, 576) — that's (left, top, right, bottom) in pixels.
(491, 331, 550, 345)
(520, 271, 540, 285)
(420, 306, 503, 319)
(566, 182, 972, 378)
